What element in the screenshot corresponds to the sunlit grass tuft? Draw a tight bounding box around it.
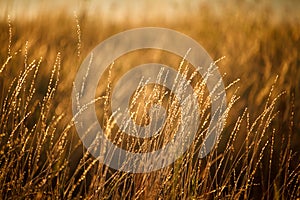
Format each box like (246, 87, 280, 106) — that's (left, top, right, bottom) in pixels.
(0, 2, 299, 199)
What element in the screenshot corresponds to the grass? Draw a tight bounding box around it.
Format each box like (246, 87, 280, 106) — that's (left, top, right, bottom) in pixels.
(0, 1, 300, 199)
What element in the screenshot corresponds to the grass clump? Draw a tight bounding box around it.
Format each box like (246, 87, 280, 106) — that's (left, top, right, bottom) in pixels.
(0, 2, 299, 199)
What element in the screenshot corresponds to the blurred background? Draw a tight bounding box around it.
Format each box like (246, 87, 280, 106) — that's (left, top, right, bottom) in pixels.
(1, 0, 300, 22)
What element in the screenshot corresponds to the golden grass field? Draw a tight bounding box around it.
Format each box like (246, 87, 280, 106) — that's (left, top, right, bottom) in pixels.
(0, 0, 300, 199)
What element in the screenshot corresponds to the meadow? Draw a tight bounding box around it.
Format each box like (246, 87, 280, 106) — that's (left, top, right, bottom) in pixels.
(0, 1, 299, 199)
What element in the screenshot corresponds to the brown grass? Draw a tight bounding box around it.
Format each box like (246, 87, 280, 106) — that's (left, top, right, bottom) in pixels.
(0, 2, 299, 199)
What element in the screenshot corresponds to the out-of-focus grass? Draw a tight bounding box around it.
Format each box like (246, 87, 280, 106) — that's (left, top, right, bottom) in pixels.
(0, 1, 299, 199)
